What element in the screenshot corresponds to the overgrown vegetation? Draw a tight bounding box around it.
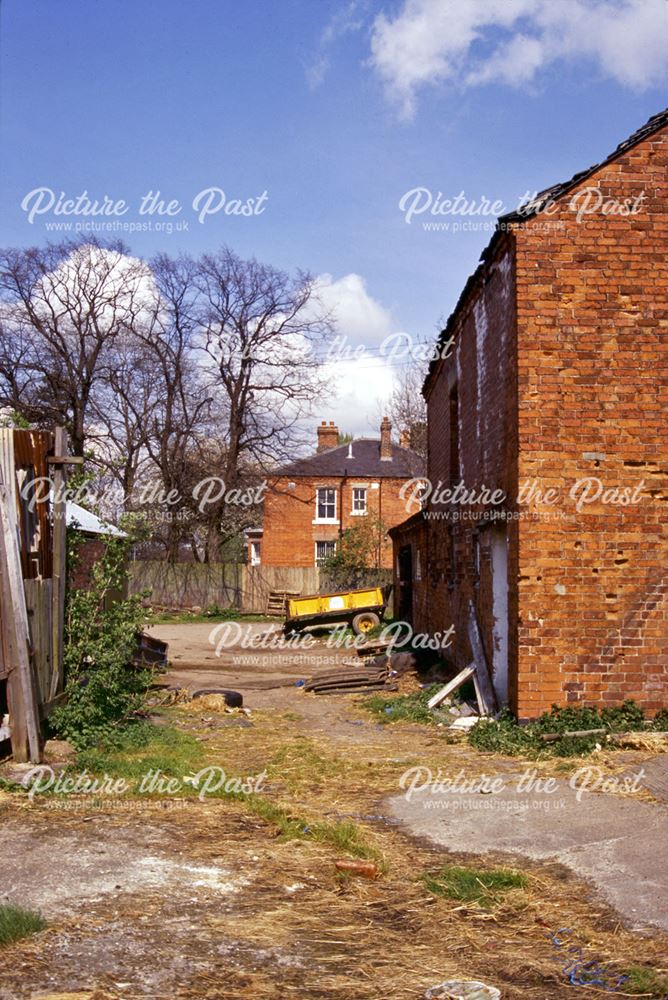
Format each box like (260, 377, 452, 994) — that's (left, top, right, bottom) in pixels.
(422, 864, 528, 907)
(51, 531, 153, 749)
(470, 701, 668, 758)
(0, 905, 45, 946)
(362, 689, 668, 758)
(319, 518, 390, 592)
(73, 720, 204, 780)
(363, 684, 463, 725)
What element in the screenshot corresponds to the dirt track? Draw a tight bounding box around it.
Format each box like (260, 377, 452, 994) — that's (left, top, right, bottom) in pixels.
(0, 623, 666, 999)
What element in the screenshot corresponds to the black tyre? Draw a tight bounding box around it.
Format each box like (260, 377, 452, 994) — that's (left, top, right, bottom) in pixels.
(351, 612, 380, 636)
(192, 688, 243, 708)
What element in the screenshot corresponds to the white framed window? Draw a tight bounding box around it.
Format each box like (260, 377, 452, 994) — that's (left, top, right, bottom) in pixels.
(315, 487, 337, 522)
(315, 540, 336, 565)
(250, 541, 261, 566)
(351, 487, 367, 514)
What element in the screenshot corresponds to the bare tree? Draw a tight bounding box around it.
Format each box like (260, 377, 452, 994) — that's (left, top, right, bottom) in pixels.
(0, 239, 150, 456)
(195, 247, 333, 486)
(384, 361, 428, 458)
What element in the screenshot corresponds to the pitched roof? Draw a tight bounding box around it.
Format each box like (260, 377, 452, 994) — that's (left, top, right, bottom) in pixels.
(66, 501, 126, 537)
(275, 438, 425, 479)
(499, 107, 668, 227)
(423, 106, 668, 397)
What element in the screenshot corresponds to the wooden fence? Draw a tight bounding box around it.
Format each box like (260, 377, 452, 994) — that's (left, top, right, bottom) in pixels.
(129, 562, 393, 614)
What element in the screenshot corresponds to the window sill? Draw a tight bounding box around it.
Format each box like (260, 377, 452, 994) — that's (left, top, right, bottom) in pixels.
(312, 518, 339, 525)
(350, 510, 367, 516)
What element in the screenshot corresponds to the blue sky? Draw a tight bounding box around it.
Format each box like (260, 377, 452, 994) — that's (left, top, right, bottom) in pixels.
(1, 0, 667, 432)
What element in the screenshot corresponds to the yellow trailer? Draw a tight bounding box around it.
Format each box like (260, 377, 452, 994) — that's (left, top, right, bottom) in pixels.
(284, 586, 389, 636)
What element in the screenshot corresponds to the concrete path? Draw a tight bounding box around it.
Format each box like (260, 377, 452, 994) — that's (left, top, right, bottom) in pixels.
(388, 764, 668, 932)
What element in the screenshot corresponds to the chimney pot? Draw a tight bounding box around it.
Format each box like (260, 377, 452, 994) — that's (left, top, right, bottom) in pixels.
(380, 416, 392, 461)
(317, 420, 339, 452)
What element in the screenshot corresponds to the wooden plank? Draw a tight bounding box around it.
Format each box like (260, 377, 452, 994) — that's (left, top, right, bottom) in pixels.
(0, 469, 42, 762)
(25, 579, 52, 703)
(50, 427, 67, 700)
(427, 664, 475, 709)
(467, 600, 497, 716)
(540, 728, 607, 743)
(47, 455, 84, 465)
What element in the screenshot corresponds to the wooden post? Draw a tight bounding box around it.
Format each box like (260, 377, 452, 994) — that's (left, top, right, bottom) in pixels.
(0, 471, 42, 763)
(467, 599, 497, 716)
(49, 427, 68, 700)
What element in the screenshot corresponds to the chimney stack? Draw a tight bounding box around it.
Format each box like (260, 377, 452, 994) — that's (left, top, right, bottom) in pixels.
(380, 416, 392, 461)
(399, 428, 411, 449)
(317, 420, 339, 453)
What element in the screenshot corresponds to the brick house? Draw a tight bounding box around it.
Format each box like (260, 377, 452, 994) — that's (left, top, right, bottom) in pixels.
(253, 418, 425, 569)
(390, 108, 668, 718)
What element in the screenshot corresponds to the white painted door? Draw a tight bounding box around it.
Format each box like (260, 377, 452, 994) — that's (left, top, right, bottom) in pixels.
(491, 527, 509, 705)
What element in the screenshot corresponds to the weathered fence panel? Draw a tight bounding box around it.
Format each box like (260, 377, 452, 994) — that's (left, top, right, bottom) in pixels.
(24, 578, 53, 707)
(129, 562, 392, 615)
(129, 561, 243, 611)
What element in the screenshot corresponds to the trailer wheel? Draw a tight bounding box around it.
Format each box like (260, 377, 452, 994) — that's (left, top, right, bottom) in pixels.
(351, 612, 380, 636)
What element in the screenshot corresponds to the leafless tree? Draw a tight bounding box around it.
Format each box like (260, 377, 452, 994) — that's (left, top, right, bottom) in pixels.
(195, 247, 333, 486)
(0, 239, 150, 456)
(384, 360, 428, 458)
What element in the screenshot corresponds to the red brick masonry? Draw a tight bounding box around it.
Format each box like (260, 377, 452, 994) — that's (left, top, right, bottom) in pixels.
(392, 109, 668, 718)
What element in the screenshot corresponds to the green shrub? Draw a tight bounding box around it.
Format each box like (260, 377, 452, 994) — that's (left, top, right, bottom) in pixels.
(470, 700, 661, 758)
(51, 532, 153, 749)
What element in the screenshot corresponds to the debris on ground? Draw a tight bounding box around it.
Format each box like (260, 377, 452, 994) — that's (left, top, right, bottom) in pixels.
(425, 981, 501, 1000)
(305, 663, 393, 695)
(334, 859, 380, 879)
(192, 688, 244, 708)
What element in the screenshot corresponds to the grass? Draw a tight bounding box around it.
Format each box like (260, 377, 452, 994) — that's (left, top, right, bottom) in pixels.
(0, 905, 45, 946)
(422, 864, 528, 907)
(73, 720, 204, 782)
(363, 685, 450, 725)
(66, 718, 384, 865)
(622, 965, 668, 997)
(241, 794, 384, 864)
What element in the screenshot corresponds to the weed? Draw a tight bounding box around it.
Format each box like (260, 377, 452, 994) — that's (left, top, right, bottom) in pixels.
(0, 905, 45, 946)
(73, 721, 203, 783)
(422, 864, 528, 907)
(363, 685, 448, 725)
(470, 701, 663, 758)
(238, 794, 383, 864)
(622, 965, 668, 997)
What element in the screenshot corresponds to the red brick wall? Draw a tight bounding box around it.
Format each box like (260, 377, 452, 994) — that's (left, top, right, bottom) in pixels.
(514, 121, 668, 717)
(262, 475, 421, 568)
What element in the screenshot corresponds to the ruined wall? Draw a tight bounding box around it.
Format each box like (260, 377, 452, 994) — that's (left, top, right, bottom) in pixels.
(422, 237, 519, 701)
(514, 122, 668, 716)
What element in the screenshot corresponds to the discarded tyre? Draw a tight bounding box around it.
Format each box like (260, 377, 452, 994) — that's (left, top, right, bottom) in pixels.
(192, 688, 243, 708)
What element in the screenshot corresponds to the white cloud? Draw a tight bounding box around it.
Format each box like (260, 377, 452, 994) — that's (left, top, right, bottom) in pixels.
(322, 356, 396, 436)
(315, 272, 393, 344)
(306, 0, 367, 89)
(369, 0, 668, 117)
(310, 272, 408, 436)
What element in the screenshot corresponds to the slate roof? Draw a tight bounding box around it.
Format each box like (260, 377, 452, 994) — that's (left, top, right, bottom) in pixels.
(423, 106, 668, 397)
(499, 107, 668, 227)
(275, 438, 425, 479)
